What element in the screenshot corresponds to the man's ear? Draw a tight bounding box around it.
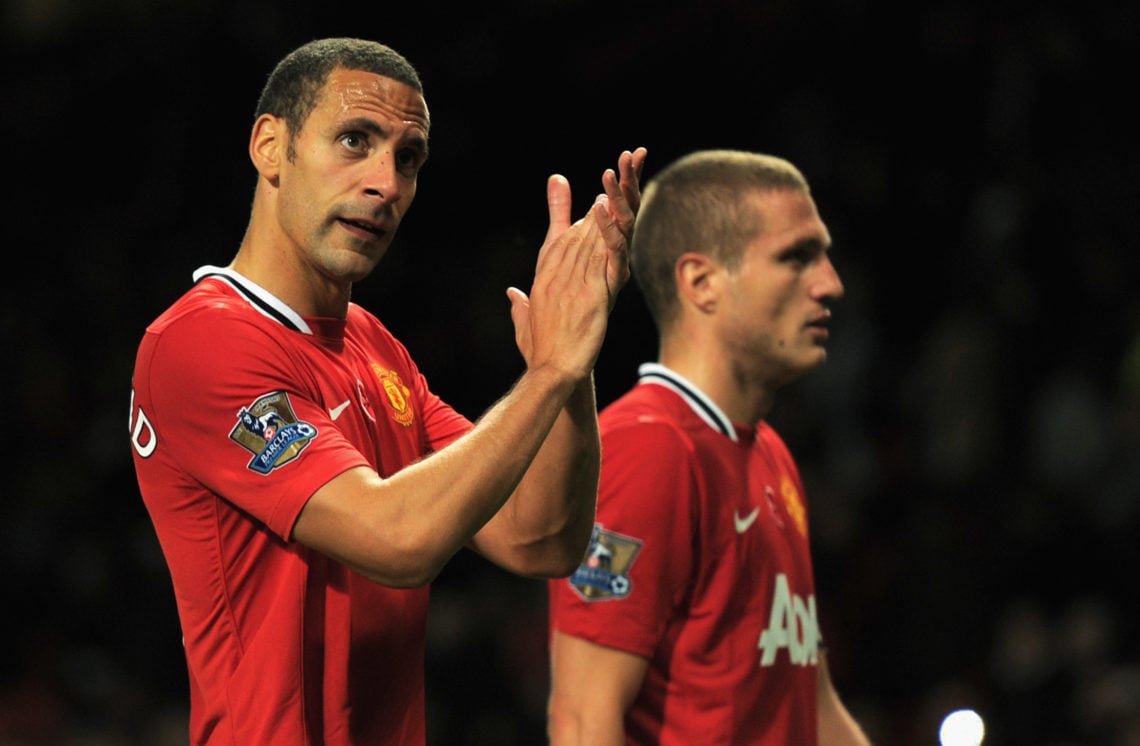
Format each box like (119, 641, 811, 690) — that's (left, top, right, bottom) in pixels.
(249, 114, 286, 183)
(675, 252, 721, 315)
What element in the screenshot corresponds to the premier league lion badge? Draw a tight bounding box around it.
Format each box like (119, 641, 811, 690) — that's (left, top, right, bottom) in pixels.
(230, 391, 318, 475)
(568, 524, 643, 601)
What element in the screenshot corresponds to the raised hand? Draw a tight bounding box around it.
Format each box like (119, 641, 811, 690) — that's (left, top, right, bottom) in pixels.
(595, 148, 648, 308)
(507, 175, 604, 379)
(507, 148, 647, 381)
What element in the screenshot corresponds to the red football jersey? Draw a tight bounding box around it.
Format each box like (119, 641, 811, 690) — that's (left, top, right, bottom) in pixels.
(549, 364, 821, 745)
(129, 266, 472, 745)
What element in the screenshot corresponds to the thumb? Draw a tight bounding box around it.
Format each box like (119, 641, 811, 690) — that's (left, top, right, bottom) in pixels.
(506, 286, 534, 362)
(506, 285, 530, 314)
(544, 174, 572, 244)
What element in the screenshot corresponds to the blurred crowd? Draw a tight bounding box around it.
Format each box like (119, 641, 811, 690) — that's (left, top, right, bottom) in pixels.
(2, 1, 1136, 744)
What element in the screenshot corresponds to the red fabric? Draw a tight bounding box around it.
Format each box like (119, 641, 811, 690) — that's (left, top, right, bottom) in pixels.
(549, 375, 821, 745)
(131, 275, 471, 745)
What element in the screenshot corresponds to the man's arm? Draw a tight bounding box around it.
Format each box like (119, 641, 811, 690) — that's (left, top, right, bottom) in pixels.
(547, 630, 648, 746)
(292, 151, 644, 588)
(817, 650, 873, 746)
(471, 148, 648, 577)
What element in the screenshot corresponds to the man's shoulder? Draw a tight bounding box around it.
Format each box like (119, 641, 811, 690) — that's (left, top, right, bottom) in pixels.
(146, 276, 252, 334)
(136, 279, 290, 378)
(599, 383, 693, 439)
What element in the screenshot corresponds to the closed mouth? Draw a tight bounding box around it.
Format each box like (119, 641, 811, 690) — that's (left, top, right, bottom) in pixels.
(339, 218, 385, 238)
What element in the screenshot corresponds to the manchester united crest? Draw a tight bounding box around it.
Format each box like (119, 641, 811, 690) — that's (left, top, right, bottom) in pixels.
(370, 363, 415, 427)
(781, 474, 808, 537)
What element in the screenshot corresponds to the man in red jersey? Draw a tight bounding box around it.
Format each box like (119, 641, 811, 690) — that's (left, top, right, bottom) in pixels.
(127, 37, 646, 745)
(547, 150, 870, 745)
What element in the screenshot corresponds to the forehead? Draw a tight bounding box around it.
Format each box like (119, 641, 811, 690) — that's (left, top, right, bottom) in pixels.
(748, 189, 830, 250)
(310, 68, 430, 133)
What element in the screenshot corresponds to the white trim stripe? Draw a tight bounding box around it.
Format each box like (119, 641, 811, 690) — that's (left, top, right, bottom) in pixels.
(192, 265, 313, 335)
(636, 363, 737, 441)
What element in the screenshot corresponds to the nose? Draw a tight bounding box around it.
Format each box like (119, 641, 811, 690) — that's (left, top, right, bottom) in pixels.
(362, 150, 402, 204)
(812, 256, 844, 302)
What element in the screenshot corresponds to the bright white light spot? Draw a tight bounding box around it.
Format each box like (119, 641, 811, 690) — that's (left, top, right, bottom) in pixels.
(939, 708, 985, 746)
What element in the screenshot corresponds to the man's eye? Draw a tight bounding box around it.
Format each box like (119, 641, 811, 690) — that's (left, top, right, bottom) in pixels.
(341, 133, 367, 151)
(396, 148, 424, 174)
(783, 249, 810, 267)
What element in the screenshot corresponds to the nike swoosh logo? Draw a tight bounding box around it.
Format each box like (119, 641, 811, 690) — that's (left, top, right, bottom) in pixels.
(734, 507, 761, 534)
(329, 400, 351, 421)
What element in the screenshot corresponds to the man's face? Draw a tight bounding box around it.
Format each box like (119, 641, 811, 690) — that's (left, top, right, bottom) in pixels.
(275, 68, 430, 284)
(717, 188, 843, 386)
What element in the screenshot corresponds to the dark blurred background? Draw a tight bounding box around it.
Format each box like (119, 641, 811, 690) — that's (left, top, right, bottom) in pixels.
(3, 0, 1138, 744)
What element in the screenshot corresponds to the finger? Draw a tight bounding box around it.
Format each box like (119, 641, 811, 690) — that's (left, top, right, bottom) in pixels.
(564, 199, 606, 280)
(506, 285, 529, 308)
(601, 169, 635, 242)
(535, 174, 574, 279)
(592, 198, 628, 264)
(602, 148, 647, 239)
(506, 286, 534, 361)
(587, 197, 630, 300)
(616, 147, 647, 214)
(544, 174, 573, 244)
(626, 146, 648, 181)
(625, 147, 647, 209)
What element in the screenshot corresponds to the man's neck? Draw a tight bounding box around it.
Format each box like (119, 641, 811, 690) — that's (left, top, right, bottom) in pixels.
(658, 340, 775, 426)
(232, 226, 353, 320)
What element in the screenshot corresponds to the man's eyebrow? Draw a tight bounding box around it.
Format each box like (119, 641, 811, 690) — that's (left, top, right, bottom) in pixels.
(406, 133, 429, 158)
(338, 116, 387, 138)
(779, 236, 831, 255)
(338, 116, 429, 155)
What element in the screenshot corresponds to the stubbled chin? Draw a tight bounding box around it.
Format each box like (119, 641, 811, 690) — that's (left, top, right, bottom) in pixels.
(795, 347, 828, 374)
(326, 245, 388, 284)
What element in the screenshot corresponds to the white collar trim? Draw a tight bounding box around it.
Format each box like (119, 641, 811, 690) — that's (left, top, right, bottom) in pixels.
(637, 363, 737, 441)
(192, 265, 313, 335)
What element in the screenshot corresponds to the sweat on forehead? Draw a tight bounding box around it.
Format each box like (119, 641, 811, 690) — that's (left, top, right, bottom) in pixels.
(317, 69, 430, 126)
(255, 37, 424, 138)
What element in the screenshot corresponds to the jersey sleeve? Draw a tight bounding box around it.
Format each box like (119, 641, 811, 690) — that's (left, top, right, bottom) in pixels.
(135, 308, 369, 541)
(549, 417, 698, 659)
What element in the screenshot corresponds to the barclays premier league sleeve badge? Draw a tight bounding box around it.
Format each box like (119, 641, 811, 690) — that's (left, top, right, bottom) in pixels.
(568, 524, 642, 601)
(230, 391, 318, 474)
